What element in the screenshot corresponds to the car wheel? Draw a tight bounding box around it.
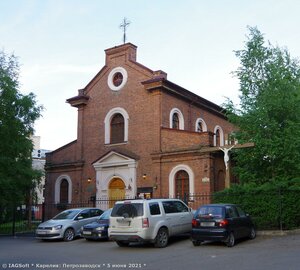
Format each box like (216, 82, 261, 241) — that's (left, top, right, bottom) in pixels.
(63, 228, 75, 241)
(225, 232, 235, 247)
(249, 227, 256, 239)
(116, 241, 129, 247)
(192, 240, 202, 246)
(154, 228, 169, 248)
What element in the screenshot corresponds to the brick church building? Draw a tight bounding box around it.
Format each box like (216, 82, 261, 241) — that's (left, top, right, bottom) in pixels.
(44, 43, 238, 209)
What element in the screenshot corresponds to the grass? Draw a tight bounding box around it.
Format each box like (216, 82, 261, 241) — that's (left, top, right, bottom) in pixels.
(0, 220, 40, 235)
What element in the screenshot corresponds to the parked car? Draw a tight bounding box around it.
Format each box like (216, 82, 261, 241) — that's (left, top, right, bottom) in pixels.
(108, 199, 193, 248)
(36, 208, 103, 241)
(81, 208, 112, 240)
(191, 204, 256, 247)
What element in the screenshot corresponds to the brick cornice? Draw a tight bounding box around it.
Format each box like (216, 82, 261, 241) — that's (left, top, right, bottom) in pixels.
(45, 160, 85, 171)
(142, 78, 227, 119)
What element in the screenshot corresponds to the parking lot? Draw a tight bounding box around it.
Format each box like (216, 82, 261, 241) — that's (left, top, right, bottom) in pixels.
(0, 234, 300, 270)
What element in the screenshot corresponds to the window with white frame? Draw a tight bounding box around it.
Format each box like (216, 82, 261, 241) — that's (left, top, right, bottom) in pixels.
(104, 107, 129, 144)
(214, 125, 224, 146)
(169, 108, 184, 130)
(195, 118, 207, 132)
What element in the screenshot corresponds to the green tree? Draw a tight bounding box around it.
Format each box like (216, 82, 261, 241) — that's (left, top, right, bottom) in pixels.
(0, 51, 43, 206)
(224, 27, 300, 184)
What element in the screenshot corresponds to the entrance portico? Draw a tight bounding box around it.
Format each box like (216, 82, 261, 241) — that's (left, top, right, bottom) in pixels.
(92, 150, 137, 208)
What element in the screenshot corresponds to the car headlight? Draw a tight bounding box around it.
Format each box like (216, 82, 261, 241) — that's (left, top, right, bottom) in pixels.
(95, 226, 105, 231)
(53, 225, 63, 230)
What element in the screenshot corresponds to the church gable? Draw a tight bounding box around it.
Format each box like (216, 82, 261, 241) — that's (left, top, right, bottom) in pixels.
(93, 150, 137, 168)
(75, 43, 165, 98)
(85, 43, 155, 94)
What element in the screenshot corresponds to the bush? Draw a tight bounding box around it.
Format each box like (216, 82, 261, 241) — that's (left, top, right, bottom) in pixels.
(213, 179, 300, 230)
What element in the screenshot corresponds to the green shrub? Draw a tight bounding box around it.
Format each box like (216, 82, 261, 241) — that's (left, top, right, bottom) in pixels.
(213, 179, 300, 230)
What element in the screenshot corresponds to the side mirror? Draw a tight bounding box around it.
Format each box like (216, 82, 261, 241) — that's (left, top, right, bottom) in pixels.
(76, 215, 84, 220)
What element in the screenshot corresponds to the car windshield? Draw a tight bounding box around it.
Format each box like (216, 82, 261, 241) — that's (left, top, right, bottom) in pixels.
(111, 203, 143, 218)
(99, 209, 112, 220)
(197, 206, 224, 218)
(53, 209, 81, 220)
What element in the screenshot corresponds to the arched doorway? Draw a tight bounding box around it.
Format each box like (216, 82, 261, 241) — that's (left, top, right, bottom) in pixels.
(175, 170, 189, 199)
(108, 178, 125, 208)
(60, 179, 69, 203)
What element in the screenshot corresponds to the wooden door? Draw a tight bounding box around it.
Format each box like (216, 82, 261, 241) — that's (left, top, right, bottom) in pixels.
(108, 178, 125, 208)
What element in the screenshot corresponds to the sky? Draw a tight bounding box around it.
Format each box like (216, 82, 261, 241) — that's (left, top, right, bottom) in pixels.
(1, 0, 300, 150)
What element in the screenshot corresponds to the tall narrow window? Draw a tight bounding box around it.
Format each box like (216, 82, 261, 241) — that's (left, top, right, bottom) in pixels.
(216, 129, 220, 147)
(172, 113, 180, 129)
(197, 121, 203, 132)
(175, 170, 189, 199)
(60, 179, 69, 204)
(111, 113, 125, 144)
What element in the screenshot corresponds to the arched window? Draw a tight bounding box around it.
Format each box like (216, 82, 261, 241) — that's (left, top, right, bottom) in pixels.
(60, 179, 69, 203)
(214, 126, 224, 146)
(195, 118, 207, 132)
(175, 170, 189, 199)
(172, 113, 180, 129)
(169, 108, 184, 130)
(104, 107, 129, 144)
(110, 113, 125, 144)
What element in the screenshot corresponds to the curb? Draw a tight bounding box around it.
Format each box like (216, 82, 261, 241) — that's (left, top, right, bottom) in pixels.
(257, 229, 300, 236)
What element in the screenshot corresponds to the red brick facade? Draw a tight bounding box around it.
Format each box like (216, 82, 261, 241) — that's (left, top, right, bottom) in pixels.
(45, 43, 236, 208)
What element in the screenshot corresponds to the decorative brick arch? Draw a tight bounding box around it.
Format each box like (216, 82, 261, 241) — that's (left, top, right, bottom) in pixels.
(169, 164, 194, 198)
(104, 107, 129, 144)
(54, 175, 72, 204)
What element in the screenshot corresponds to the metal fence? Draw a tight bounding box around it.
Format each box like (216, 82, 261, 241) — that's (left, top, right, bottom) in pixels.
(1, 189, 299, 236)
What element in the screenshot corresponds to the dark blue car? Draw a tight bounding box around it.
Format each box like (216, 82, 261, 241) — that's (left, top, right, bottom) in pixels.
(81, 208, 112, 240)
(191, 204, 256, 247)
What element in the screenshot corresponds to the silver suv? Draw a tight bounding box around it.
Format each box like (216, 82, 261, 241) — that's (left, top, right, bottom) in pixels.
(108, 199, 193, 248)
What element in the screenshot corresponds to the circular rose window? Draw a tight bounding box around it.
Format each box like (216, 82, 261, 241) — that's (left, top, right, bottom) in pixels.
(107, 67, 128, 91)
(113, 72, 123, 87)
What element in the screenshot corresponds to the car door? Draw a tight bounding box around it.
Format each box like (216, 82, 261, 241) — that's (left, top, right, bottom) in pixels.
(73, 209, 92, 235)
(235, 206, 252, 237)
(162, 201, 181, 235)
(172, 201, 192, 233)
(226, 206, 242, 238)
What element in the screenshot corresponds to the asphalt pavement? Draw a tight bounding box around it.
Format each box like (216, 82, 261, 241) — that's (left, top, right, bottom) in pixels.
(0, 233, 299, 270)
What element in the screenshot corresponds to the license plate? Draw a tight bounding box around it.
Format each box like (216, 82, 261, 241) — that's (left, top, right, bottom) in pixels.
(37, 230, 47, 234)
(200, 222, 215, 227)
(117, 218, 131, 226)
(83, 231, 92, 235)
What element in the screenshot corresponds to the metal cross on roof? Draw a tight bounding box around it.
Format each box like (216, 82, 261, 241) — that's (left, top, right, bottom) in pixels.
(119, 17, 131, 44)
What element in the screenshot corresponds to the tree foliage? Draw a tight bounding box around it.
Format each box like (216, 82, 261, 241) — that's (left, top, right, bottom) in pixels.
(224, 27, 300, 184)
(0, 51, 43, 204)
